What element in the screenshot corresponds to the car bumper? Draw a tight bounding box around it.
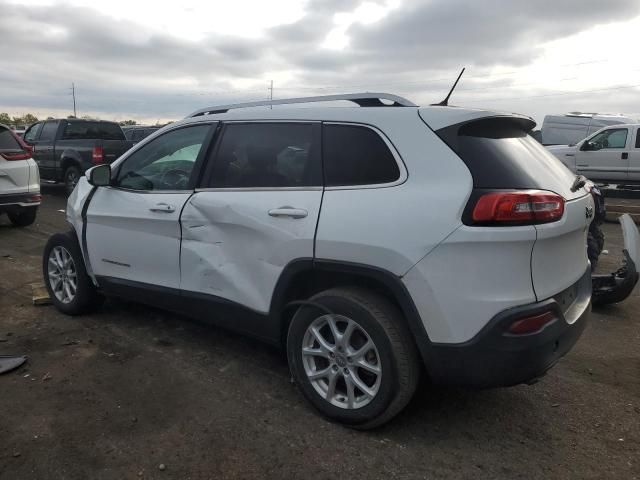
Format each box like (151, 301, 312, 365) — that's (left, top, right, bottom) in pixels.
(0, 192, 42, 209)
(424, 266, 591, 388)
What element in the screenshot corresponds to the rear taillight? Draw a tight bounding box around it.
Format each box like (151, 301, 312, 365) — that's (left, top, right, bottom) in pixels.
(472, 190, 565, 225)
(92, 146, 104, 164)
(507, 311, 557, 335)
(0, 151, 31, 161)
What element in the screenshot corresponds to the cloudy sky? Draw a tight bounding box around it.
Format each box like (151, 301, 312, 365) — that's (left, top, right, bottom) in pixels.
(2, 0, 639, 125)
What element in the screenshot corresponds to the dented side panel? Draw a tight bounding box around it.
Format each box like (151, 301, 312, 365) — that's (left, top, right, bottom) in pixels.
(180, 190, 323, 313)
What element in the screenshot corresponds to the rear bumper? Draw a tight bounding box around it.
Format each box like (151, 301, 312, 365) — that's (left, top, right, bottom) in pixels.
(0, 192, 41, 209)
(424, 267, 591, 388)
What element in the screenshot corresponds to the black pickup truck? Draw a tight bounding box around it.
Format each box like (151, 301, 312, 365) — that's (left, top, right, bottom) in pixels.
(23, 119, 134, 194)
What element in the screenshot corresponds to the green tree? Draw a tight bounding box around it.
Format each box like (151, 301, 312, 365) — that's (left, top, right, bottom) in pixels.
(22, 113, 38, 125)
(0, 112, 11, 125)
(119, 120, 137, 126)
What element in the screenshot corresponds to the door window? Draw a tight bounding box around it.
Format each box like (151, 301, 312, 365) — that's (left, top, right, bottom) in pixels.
(23, 122, 43, 143)
(39, 121, 59, 142)
(635, 129, 640, 148)
(209, 123, 320, 188)
(586, 128, 628, 150)
(323, 124, 400, 186)
(114, 125, 210, 191)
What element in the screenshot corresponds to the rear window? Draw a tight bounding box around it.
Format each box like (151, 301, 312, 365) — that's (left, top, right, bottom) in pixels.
(0, 127, 20, 150)
(323, 124, 400, 186)
(437, 117, 574, 190)
(62, 121, 125, 140)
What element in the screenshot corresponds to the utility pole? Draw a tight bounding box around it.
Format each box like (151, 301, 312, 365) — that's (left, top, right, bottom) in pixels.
(269, 80, 273, 109)
(71, 82, 77, 117)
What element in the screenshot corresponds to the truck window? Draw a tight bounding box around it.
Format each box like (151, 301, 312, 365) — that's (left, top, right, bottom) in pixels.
(62, 122, 125, 141)
(23, 122, 43, 143)
(588, 128, 628, 150)
(636, 130, 640, 148)
(39, 121, 59, 142)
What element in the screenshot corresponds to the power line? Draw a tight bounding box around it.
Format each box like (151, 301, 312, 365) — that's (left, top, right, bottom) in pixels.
(461, 83, 640, 103)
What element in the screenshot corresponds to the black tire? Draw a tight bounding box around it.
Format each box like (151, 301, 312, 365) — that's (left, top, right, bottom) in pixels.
(63, 165, 81, 196)
(587, 223, 605, 271)
(287, 287, 420, 429)
(42, 231, 103, 315)
(8, 206, 37, 227)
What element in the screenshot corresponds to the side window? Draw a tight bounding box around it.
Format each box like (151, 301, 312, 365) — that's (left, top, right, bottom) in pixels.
(635, 129, 640, 148)
(323, 124, 400, 187)
(23, 122, 43, 143)
(210, 123, 319, 188)
(114, 125, 210, 191)
(588, 128, 628, 150)
(39, 121, 59, 142)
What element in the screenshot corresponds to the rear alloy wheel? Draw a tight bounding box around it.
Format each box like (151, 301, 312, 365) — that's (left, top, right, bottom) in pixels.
(43, 231, 103, 315)
(8, 206, 37, 227)
(287, 287, 420, 429)
(64, 165, 81, 195)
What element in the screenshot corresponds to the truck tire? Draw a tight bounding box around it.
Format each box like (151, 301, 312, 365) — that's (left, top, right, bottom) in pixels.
(287, 287, 420, 429)
(64, 165, 81, 195)
(43, 231, 103, 315)
(8, 207, 37, 227)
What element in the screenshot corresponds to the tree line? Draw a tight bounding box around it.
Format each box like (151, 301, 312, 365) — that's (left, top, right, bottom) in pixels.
(0, 113, 140, 127)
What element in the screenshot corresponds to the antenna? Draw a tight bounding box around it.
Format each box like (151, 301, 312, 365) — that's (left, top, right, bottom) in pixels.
(432, 67, 465, 106)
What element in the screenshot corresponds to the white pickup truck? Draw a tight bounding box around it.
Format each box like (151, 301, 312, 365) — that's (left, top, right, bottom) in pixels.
(547, 124, 640, 183)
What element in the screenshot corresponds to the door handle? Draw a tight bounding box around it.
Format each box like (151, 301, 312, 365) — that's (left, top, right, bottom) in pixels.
(268, 207, 308, 219)
(622, 152, 629, 160)
(149, 203, 175, 213)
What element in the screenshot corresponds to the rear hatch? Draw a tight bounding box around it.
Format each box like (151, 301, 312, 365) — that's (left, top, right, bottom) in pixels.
(0, 125, 32, 195)
(428, 113, 592, 302)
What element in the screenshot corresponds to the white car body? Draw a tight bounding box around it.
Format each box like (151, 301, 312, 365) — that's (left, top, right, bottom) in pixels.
(547, 123, 640, 182)
(0, 124, 40, 224)
(46, 93, 595, 426)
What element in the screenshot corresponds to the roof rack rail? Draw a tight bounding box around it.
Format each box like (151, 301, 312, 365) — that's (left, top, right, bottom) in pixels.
(186, 92, 417, 118)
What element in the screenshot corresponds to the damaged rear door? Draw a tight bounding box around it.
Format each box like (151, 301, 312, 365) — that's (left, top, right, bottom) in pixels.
(180, 122, 323, 316)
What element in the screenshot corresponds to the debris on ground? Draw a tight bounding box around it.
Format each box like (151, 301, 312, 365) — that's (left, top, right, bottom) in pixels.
(42, 372, 52, 381)
(31, 284, 51, 306)
(0, 355, 28, 375)
(158, 464, 166, 471)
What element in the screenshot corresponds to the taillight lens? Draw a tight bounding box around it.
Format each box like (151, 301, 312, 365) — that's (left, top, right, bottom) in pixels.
(507, 311, 557, 335)
(92, 146, 104, 164)
(472, 190, 565, 225)
(0, 150, 31, 161)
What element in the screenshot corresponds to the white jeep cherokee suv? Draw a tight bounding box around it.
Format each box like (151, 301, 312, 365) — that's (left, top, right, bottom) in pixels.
(0, 123, 41, 226)
(43, 93, 592, 428)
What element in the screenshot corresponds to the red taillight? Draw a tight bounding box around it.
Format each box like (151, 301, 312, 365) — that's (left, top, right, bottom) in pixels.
(92, 146, 104, 164)
(472, 190, 565, 225)
(507, 311, 557, 335)
(0, 151, 31, 161)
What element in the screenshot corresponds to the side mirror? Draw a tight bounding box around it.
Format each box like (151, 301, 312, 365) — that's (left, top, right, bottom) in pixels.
(87, 164, 111, 187)
(580, 141, 593, 151)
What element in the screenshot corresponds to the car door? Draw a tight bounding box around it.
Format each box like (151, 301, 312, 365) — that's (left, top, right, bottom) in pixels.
(85, 122, 216, 291)
(29, 121, 59, 180)
(575, 127, 630, 181)
(180, 122, 323, 323)
(627, 127, 640, 181)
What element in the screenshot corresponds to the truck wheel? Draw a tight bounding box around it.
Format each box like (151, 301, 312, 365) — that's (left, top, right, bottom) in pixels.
(8, 207, 37, 227)
(64, 165, 81, 195)
(287, 287, 420, 429)
(43, 231, 103, 315)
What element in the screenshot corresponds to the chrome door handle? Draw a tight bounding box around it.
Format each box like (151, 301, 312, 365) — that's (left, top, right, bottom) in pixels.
(149, 203, 175, 213)
(268, 207, 308, 219)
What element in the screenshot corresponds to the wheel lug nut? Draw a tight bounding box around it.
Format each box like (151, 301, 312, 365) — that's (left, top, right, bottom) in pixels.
(343, 368, 349, 375)
(329, 352, 335, 358)
(332, 365, 338, 372)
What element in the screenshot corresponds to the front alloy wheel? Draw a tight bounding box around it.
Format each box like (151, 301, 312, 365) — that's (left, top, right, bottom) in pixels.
(47, 246, 78, 304)
(302, 314, 382, 409)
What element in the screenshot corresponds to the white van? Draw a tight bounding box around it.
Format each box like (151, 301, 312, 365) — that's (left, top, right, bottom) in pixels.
(541, 113, 636, 146)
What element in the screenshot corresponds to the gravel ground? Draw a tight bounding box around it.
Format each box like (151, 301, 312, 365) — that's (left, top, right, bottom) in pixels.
(0, 187, 638, 479)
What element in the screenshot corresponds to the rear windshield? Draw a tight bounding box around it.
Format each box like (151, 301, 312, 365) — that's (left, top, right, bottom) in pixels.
(0, 127, 21, 150)
(62, 121, 125, 140)
(437, 117, 575, 191)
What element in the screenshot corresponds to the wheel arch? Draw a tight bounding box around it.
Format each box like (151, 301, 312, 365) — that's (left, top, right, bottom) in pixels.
(60, 156, 82, 180)
(270, 259, 432, 364)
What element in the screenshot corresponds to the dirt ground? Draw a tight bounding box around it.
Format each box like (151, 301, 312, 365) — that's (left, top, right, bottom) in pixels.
(0, 187, 639, 480)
